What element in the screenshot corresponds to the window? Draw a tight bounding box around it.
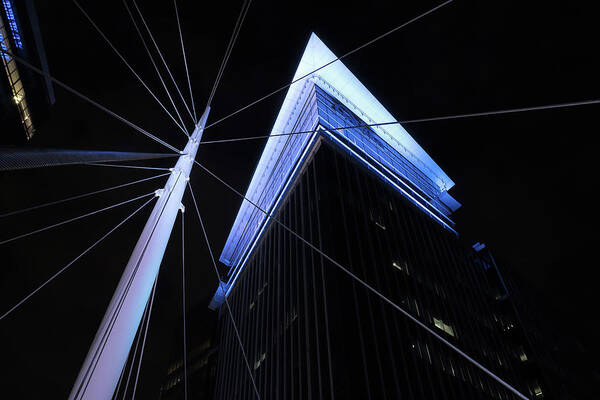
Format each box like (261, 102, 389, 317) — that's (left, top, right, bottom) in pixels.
(392, 261, 409, 274)
(433, 317, 455, 337)
(370, 210, 386, 230)
(531, 382, 543, 398)
(518, 346, 528, 362)
(254, 352, 267, 370)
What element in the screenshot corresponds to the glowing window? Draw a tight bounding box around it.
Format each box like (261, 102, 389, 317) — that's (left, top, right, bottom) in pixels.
(518, 347, 528, 362)
(433, 317, 455, 337)
(531, 383, 543, 398)
(392, 261, 409, 274)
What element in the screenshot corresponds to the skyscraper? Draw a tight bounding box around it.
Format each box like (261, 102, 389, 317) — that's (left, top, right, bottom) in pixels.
(0, 0, 54, 143)
(210, 33, 550, 399)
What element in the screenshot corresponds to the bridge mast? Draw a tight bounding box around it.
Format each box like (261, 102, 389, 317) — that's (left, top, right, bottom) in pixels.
(68, 108, 210, 400)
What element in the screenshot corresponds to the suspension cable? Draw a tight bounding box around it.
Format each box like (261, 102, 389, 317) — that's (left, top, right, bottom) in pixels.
(187, 182, 261, 400)
(173, 0, 197, 122)
(84, 163, 171, 171)
(206, 0, 252, 108)
(204, 0, 453, 129)
(0, 196, 155, 321)
(0, 48, 180, 153)
(0, 172, 169, 219)
(131, 0, 196, 124)
(112, 355, 127, 400)
(123, 0, 188, 133)
(199, 96, 600, 145)
(131, 276, 159, 399)
(180, 210, 189, 400)
(120, 288, 151, 399)
(192, 160, 529, 400)
(72, 0, 189, 138)
(0, 192, 155, 246)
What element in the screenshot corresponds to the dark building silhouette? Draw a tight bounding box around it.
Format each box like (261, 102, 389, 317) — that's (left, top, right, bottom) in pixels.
(209, 34, 575, 399)
(159, 302, 219, 400)
(0, 0, 54, 143)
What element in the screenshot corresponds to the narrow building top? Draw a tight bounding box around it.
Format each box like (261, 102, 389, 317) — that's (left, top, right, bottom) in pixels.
(216, 33, 459, 299)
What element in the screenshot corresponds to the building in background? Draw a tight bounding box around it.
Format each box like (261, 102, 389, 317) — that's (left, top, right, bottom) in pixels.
(209, 33, 572, 399)
(0, 0, 54, 143)
(159, 302, 218, 400)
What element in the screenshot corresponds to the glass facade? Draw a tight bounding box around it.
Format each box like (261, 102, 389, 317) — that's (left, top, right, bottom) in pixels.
(214, 140, 546, 399)
(213, 34, 553, 400)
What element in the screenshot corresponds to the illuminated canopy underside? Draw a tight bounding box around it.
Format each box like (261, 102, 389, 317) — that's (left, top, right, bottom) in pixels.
(214, 33, 460, 305)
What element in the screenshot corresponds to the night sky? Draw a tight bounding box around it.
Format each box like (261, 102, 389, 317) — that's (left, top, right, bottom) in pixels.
(1, 0, 599, 398)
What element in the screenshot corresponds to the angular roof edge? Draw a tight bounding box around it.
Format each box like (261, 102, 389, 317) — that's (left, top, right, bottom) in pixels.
(285, 33, 455, 192)
(219, 32, 457, 270)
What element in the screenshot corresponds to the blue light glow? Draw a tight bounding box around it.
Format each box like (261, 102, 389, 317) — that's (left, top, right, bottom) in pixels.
(0, 30, 10, 61)
(1, 0, 23, 49)
(224, 131, 319, 297)
(322, 129, 457, 234)
(213, 33, 461, 306)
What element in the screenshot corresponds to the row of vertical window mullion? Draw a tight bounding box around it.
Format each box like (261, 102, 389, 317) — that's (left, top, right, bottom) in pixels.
(265, 217, 276, 399)
(349, 158, 397, 400)
(234, 85, 316, 270)
(301, 176, 314, 398)
(251, 243, 260, 399)
(238, 254, 249, 399)
(378, 149, 442, 399)
(274, 214, 281, 397)
(233, 268, 242, 398)
(437, 229, 503, 396)
(368, 168, 419, 398)
(396, 177, 454, 398)
(292, 185, 312, 399)
(369, 162, 418, 399)
(219, 302, 228, 399)
(311, 158, 336, 400)
(306, 163, 324, 399)
(288, 197, 296, 400)
(305, 167, 320, 399)
(333, 152, 376, 399)
(252, 239, 261, 396)
(224, 297, 234, 398)
(442, 233, 519, 399)
(264, 225, 272, 398)
(214, 308, 224, 399)
(361, 163, 413, 399)
(402, 179, 465, 399)
(401, 182, 465, 400)
(419, 201, 474, 400)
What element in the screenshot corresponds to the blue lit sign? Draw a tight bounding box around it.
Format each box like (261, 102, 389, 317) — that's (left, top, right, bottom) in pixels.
(2, 0, 23, 49)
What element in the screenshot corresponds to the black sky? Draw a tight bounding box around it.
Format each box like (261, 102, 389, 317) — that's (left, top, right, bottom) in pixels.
(1, 0, 599, 398)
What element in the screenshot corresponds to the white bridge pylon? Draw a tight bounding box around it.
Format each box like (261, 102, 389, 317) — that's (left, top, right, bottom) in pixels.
(68, 107, 210, 400)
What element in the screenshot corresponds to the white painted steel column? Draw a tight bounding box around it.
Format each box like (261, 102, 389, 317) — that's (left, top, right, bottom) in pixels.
(68, 108, 210, 400)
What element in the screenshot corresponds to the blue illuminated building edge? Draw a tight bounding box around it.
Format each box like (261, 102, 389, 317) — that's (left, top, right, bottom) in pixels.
(211, 33, 461, 307)
(1, 0, 23, 49)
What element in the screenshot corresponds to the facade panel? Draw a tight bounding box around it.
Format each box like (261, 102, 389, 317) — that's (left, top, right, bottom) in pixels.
(214, 141, 544, 399)
(212, 33, 552, 400)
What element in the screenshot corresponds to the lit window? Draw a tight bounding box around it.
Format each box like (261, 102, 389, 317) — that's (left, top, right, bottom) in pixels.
(531, 382, 543, 398)
(413, 299, 420, 316)
(518, 347, 528, 362)
(254, 352, 267, 370)
(433, 317, 455, 337)
(392, 261, 409, 274)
